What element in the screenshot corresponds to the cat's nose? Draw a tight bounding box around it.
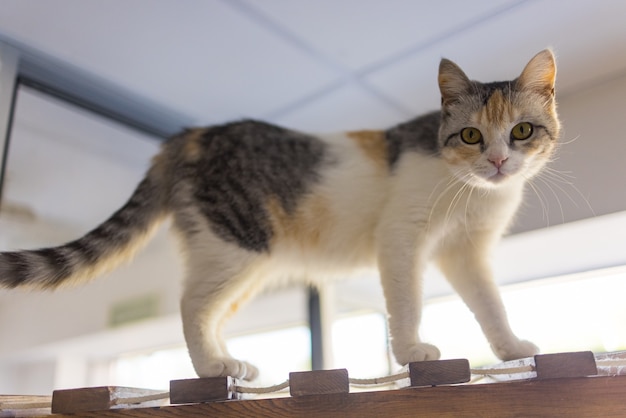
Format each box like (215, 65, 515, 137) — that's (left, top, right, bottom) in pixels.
(489, 156, 508, 169)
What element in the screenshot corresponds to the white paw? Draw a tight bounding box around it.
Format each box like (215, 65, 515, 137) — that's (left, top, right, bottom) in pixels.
(196, 357, 259, 381)
(394, 342, 441, 365)
(493, 339, 539, 361)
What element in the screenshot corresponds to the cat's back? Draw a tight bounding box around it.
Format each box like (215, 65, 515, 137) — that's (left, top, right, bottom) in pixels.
(159, 119, 401, 270)
(163, 119, 398, 201)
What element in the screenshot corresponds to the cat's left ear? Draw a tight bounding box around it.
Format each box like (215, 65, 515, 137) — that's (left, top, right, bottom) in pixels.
(438, 58, 472, 106)
(517, 49, 557, 97)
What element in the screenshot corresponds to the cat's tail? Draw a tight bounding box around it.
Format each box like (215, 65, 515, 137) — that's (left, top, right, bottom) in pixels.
(0, 162, 169, 290)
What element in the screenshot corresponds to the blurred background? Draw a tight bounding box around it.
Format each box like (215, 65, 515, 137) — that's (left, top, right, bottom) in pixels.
(1, 0, 626, 395)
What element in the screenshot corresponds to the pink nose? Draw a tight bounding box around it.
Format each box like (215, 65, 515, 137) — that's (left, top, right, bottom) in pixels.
(489, 156, 508, 169)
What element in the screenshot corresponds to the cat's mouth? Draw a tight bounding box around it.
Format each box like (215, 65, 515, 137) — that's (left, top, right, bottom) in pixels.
(471, 170, 512, 188)
(488, 172, 508, 183)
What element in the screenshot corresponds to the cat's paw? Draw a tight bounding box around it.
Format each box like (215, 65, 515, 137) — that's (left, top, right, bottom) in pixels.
(395, 342, 441, 365)
(493, 339, 539, 361)
(196, 357, 259, 381)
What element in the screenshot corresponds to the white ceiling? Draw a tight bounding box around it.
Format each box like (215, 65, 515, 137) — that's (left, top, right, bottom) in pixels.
(1, 0, 626, 236)
(1, 0, 626, 133)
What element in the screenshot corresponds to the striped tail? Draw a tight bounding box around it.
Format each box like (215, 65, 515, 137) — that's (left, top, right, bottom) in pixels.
(0, 168, 167, 290)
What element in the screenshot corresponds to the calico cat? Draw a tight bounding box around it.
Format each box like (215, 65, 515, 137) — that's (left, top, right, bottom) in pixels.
(0, 50, 559, 381)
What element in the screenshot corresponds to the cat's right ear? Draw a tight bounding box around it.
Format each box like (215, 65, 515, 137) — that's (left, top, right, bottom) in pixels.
(438, 59, 471, 106)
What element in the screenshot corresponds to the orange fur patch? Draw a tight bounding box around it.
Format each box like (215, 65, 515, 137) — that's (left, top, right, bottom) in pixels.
(442, 145, 480, 166)
(266, 193, 333, 249)
(347, 130, 388, 170)
(477, 90, 514, 128)
(182, 129, 207, 162)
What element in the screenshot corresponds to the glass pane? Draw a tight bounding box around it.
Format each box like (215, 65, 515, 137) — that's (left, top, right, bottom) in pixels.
(332, 312, 391, 378)
(1, 85, 160, 249)
(420, 268, 626, 366)
(0, 85, 176, 393)
(109, 325, 311, 391)
(110, 346, 196, 390)
(227, 326, 311, 388)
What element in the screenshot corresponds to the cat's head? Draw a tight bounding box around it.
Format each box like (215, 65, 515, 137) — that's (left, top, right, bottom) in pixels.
(437, 49, 560, 189)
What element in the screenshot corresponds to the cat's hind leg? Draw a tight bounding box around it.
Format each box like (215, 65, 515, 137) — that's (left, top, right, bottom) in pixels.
(180, 247, 267, 381)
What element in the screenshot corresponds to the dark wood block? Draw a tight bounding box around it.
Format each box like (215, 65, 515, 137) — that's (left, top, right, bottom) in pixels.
(170, 376, 237, 404)
(535, 351, 597, 379)
(409, 359, 471, 387)
(289, 369, 349, 397)
(51, 386, 165, 414)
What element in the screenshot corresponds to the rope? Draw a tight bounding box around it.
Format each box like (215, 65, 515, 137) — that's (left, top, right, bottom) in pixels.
(597, 358, 626, 368)
(349, 370, 410, 386)
(234, 380, 290, 394)
(470, 365, 535, 375)
(110, 391, 170, 406)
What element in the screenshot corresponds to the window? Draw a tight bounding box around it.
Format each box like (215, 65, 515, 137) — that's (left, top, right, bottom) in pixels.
(331, 312, 391, 377)
(108, 266, 626, 392)
(108, 326, 311, 391)
(421, 266, 626, 366)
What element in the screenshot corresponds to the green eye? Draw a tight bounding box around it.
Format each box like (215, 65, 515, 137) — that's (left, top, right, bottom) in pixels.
(460, 127, 483, 144)
(511, 122, 534, 140)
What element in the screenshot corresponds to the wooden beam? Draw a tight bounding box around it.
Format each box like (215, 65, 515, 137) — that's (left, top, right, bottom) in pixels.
(409, 359, 470, 387)
(51, 386, 166, 414)
(49, 375, 626, 417)
(170, 376, 238, 404)
(534, 351, 597, 379)
(289, 369, 349, 397)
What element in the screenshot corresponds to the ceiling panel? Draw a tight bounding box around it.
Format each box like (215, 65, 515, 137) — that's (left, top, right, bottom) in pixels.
(244, 0, 518, 72)
(274, 81, 408, 132)
(0, 0, 342, 125)
(365, 0, 626, 114)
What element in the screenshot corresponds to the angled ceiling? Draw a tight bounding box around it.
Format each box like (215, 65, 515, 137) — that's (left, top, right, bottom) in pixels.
(0, 0, 625, 133)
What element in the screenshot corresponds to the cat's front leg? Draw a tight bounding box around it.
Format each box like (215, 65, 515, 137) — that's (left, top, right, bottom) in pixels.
(377, 230, 441, 365)
(436, 232, 539, 361)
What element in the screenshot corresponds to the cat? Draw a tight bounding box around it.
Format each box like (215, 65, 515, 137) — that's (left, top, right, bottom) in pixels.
(0, 49, 559, 381)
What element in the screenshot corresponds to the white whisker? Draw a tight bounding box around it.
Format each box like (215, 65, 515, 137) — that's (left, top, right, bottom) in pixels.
(534, 175, 565, 223)
(464, 185, 478, 247)
(541, 170, 595, 217)
(558, 134, 581, 146)
(543, 167, 576, 183)
(525, 176, 550, 224)
(427, 174, 464, 231)
(444, 175, 472, 228)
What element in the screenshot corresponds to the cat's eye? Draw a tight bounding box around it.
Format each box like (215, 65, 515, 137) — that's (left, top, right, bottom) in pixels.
(511, 122, 534, 140)
(460, 127, 483, 144)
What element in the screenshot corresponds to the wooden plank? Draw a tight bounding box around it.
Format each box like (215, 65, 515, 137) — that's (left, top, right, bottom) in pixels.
(51, 386, 166, 414)
(289, 369, 349, 397)
(409, 359, 470, 387)
(48, 375, 626, 417)
(0, 395, 51, 417)
(170, 376, 237, 404)
(535, 351, 597, 379)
